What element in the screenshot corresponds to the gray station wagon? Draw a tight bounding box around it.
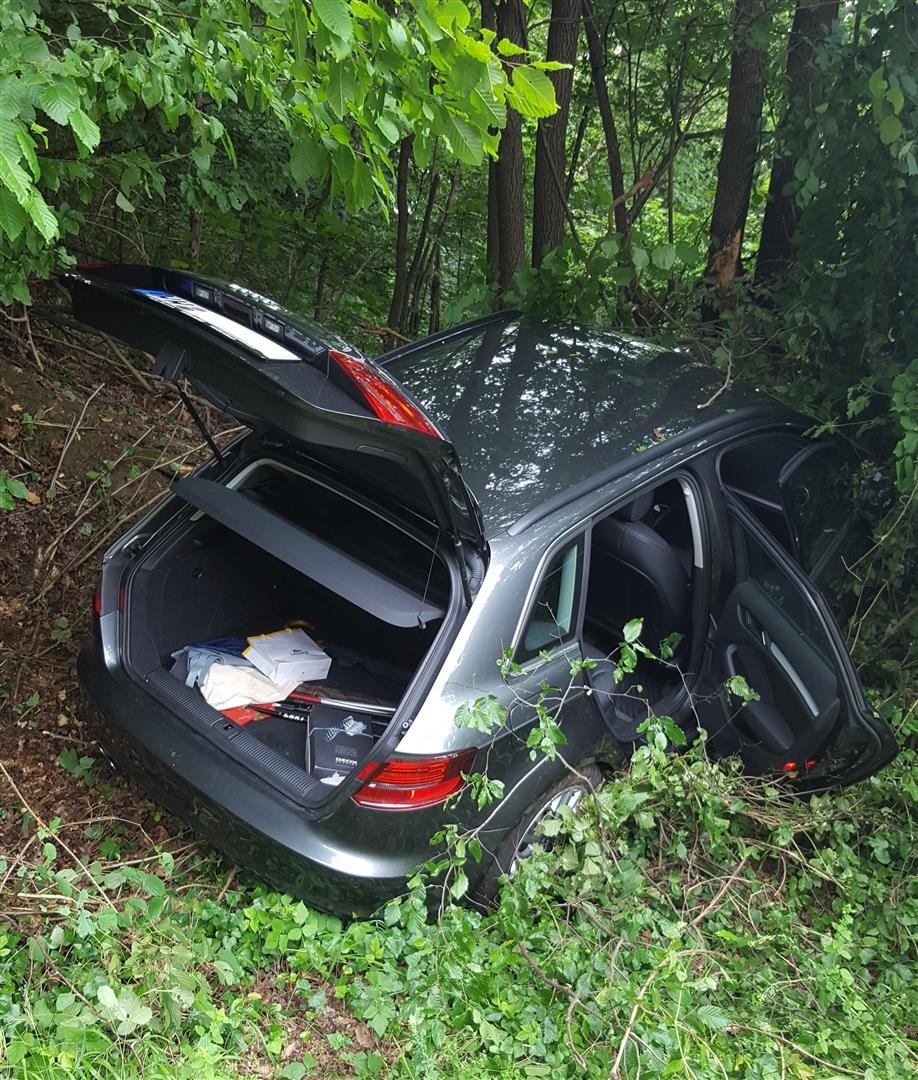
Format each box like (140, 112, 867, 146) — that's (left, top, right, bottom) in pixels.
(68, 264, 898, 915)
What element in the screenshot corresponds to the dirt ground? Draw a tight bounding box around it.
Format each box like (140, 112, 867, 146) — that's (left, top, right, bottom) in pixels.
(0, 297, 397, 1078)
(0, 294, 238, 856)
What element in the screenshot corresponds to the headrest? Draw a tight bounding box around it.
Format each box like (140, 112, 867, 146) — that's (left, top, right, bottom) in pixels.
(614, 489, 655, 522)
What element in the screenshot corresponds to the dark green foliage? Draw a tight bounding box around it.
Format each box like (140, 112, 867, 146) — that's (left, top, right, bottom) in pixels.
(2, 734, 915, 1076)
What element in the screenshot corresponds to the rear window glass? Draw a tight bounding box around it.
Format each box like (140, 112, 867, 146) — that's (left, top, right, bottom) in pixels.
(517, 540, 583, 662)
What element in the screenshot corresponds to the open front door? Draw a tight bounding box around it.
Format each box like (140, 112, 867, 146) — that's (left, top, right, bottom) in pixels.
(700, 500, 897, 788)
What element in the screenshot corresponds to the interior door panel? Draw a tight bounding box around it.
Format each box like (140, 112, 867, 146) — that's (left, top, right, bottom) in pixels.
(700, 497, 897, 787)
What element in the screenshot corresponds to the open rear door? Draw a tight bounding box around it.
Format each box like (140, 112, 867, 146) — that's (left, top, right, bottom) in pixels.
(699, 500, 897, 788)
(61, 265, 485, 579)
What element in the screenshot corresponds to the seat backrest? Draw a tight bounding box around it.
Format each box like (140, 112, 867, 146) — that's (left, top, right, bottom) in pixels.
(591, 514, 690, 650)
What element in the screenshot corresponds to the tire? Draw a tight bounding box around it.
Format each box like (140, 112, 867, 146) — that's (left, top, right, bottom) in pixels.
(475, 764, 604, 906)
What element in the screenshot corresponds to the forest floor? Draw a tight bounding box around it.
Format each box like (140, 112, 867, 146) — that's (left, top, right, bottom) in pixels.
(0, 305, 388, 1078)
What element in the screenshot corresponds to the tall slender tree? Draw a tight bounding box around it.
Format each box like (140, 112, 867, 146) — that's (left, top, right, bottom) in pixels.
(706, 0, 772, 292)
(532, 0, 582, 266)
(495, 0, 528, 295)
(756, 0, 839, 282)
(583, 0, 627, 235)
(385, 136, 413, 346)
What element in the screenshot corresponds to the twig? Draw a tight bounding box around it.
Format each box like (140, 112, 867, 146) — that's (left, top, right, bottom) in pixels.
(612, 963, 662, 1078)
(103, 334, 154, 393)
(689, 856, 749, 927)
(518, 941, 588, 1069)
(23, 309, 45, 372)
(0, 442, 33, 470)
(50, 383, 104, 493)
(696, 350, 733, 411)
(0, 760, 117, 911)
(37, 490, 163, 598)
(217, 866, 237, 903)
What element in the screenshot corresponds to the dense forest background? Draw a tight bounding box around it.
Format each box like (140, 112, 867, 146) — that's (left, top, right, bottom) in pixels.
(0, 2, 915, 1077)
(2, 0, 915, 678)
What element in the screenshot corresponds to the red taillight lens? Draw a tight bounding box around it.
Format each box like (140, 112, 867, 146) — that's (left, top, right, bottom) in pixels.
(329, 350, 442, 438)
(92, 573, 103, 616)
(352, 748, 477, 810)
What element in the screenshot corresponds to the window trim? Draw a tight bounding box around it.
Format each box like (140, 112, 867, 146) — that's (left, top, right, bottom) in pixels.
(510, 528, 589, 666)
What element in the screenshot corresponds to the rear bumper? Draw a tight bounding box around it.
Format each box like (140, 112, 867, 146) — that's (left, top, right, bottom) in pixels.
(78, 645, 436, 916)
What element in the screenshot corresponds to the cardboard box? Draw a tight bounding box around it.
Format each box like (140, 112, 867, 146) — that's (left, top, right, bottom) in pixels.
(245, 628, 331, 684)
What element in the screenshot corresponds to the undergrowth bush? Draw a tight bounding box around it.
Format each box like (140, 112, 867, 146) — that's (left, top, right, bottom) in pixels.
(2, 723, 915, 1077)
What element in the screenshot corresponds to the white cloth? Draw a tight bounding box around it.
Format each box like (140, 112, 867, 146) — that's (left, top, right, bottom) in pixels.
(200, 664, 301, 710)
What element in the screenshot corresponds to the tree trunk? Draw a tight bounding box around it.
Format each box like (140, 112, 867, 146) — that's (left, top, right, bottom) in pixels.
(705, 0, 772, 292)
(399, 165, 440, 331)
(482, 0, 501, 289)
(495, 0, 528, 295)
(756, 0, 839, 283)
(583, 0, 627, 234)
(532, 0, 582, 266)
(428, 245, 441, 334)
(313, 250, 329, 322)
(385, 135, 413, 348)
(565, 102, 590, 197)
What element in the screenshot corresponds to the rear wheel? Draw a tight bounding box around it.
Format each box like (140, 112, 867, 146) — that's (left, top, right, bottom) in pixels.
(475, 764, 604, 905)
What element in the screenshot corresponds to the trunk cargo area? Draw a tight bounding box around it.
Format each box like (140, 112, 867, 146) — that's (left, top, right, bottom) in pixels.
(123, 458, 452, 794)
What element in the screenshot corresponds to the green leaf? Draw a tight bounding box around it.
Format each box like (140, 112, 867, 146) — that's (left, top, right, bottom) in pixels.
(651, 243, 676, 271)
(697, 1004, 730, 1031)
(442, 112, 483, 165)
(387, 20, 408, 52)
(376, 115, 399, 144)
(623, 618, 643, 644)
(314, 0, 354, 47)
(326, 63, 356, 120)
(0, 188, 27, 242)
(115, 190, 135, 214)
(472, 61, 507, 128)
(69, 108, 100, 153)
(290, 129, 322, 184)
(291, 0, 309, 66)
(0, 118, 32, 205)
(25, 189, 58, 240)
(725, 674, 759, 703)
(496, 38, 527, 57)
(879, 115, 903, 145)
(868, 67, 887, 99)
(39, 81, 80, 126)
(507, 66, 557, 119)
(449, 869, 469, 899)
(630, 245, 649, 270)
(887, 86, 904, 115)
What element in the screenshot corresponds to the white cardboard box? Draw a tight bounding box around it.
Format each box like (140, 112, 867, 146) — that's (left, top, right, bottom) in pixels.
(245, 628, 331, 684)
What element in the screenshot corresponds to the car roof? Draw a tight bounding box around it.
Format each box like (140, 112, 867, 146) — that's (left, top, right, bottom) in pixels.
(381, 313, 798, 537)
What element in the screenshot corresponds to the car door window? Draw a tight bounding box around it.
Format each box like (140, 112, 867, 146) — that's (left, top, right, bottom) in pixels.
(778, 445, 868, 624)
(517, 539, 583, 662)
(718, 433, 806, 553)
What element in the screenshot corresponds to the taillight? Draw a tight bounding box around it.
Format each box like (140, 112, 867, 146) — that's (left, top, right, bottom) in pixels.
(329, 350, 442, 438)
(92, 573, 103, 616)
(352, 748, 477, 810)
